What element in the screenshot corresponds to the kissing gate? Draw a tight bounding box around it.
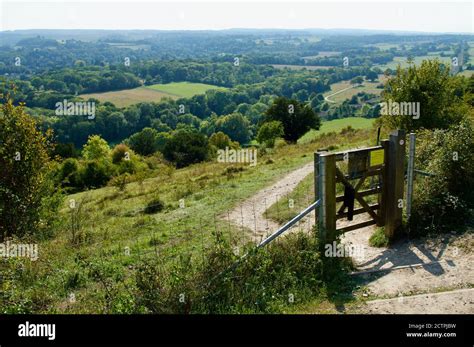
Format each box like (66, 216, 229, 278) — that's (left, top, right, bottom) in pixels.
(315, 130, 406, 244)
(256, 130, 408, 251)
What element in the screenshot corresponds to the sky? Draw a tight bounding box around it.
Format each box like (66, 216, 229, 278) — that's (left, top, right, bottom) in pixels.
(1, 0, 473, 33)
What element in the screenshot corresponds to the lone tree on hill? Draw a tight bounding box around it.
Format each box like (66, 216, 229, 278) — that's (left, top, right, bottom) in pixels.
(263, 97, 321, 143)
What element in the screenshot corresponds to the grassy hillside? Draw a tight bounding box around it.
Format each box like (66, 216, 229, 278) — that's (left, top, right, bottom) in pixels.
(298, 117, 376, 144)
(1, 125, 377, 314)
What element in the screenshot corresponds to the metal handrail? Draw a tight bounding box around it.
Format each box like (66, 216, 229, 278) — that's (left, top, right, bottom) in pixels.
(208, 199, 321, 284)
(257, 199, 320, 248)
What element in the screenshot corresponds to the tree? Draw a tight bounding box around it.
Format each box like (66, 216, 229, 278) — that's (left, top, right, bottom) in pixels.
(0, 97, 55, 239)
(163, 130, 209, 168)
(112, 143, 131, 164)
(126, 127, 159, 156)
(365, 70, 378, 82)
(256, 120, 284, 148)
(215, 113, 251, 144)
(209, 131, 237, 150)
(264, 97, 321, 143)
(381, 59, 468, 131)
(350, 76, 364, 85)
(82, 135, 111, 160)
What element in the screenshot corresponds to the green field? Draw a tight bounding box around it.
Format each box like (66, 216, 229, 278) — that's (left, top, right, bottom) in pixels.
(298, 117, 376, 144)
(272, 64, 333, 70)
(81, 82, 227, 108)
(376, 55, 452, 70)
(145, 82, 227, 98)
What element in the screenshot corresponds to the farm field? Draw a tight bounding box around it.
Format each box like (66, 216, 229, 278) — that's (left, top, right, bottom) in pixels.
(80, 82, 227, 107)
(80, 86, 177, 108)
(467, 42, 474, 64)
(376, 55, 452, 70)
(272, 64, 333, 70)
(323, 74, 387, 104)
(146, 82, 228, 98)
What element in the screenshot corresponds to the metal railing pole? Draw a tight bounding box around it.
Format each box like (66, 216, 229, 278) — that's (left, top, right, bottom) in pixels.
(406, 133, 416, 222)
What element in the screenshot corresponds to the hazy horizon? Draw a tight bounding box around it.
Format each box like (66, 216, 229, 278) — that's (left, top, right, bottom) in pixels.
(1, 1, 472, 34)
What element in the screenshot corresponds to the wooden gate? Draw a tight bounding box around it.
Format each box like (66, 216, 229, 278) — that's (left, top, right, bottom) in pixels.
(315, 130, 406, 244)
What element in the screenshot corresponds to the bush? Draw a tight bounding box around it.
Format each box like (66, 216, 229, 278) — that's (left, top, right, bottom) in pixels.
(256, 120, 284, 148)
(82, 135, 111, 160)
(380, 59, 468, 131)
(127, 128, 160, 156)
(369, 227, 389, 247)
(111, 144, 131, 164)
(209, 131, 238, 150)
(81, 160, 114, 189)
(59, 158, 82, 188)
(163, 130, 210, 168)
(0, 98, 56, 239)
(144, 197, 165, 214)
(133, 228, 351, 314)
(409, 119, 474, 235)
(109, 173, 131, 192)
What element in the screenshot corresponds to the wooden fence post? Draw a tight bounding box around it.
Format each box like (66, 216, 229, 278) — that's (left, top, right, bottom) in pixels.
(317, 153, 336, 245)
(384, 130, 406, 239)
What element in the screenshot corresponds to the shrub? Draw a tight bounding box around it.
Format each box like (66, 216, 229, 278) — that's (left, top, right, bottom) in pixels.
(256, 120, 284, 148)
(0, 98, 56, 239)
(163, 130, 210, 168)
(59, 158, 82, 188)
(409, 119, 474, 235)
(81, 160, 114, 189)
(209, 131, 237, 150)
(380, 59, 468, 131)
(111, 144, 131, 164)
(369, 227, 389, 247)
(133, 228, 351, 314)
(126, 128, 159, 156)
(144, 197, 165, 214)
(109, 173, 130, 192)
(82, 135, 111, 161)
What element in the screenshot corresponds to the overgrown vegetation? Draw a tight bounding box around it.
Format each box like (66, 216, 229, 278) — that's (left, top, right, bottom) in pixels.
(369, 227, 390, 247)
(134, 228, 352, 313)
(409, 119, 474, 235)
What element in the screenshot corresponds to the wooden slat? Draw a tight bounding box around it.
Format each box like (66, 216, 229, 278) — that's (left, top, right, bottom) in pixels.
(334, 145, 383, 161)
(336, 219, 377, 234)
(336, 187, 381, 202)
(336, 203, 380, 220)
(355, 194, 380, 224)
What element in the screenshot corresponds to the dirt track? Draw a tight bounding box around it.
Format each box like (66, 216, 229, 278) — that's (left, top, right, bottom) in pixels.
(225, 162, 314, 242)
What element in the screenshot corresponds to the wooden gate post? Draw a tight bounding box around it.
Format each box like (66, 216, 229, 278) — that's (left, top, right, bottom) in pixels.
(384, 130, 406, 239)
(317, 152, 336, 245)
